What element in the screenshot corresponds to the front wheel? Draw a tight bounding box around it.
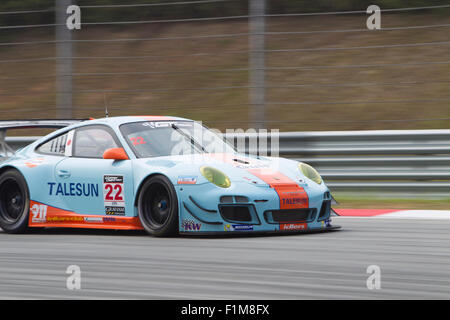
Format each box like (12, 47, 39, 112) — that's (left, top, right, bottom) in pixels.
(138, 175, 179, 237)
(0, 169, 30, 233)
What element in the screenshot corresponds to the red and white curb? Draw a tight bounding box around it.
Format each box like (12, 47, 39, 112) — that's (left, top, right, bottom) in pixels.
(335, 209, 450, 219)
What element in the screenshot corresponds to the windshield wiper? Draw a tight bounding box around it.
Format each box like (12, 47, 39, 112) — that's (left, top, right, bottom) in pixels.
(171, 124, 206, 153)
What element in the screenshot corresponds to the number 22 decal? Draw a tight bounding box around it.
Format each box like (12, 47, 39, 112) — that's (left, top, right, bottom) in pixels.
(104, 184, 123, 201)
(103, 175, 125, 215)
(130, 136, 146, 146)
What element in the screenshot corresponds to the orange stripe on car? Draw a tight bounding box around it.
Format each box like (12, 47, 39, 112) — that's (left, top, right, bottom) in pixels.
(207, 153, 309, 209)
(247, 168, 309, 209)
(28, 200, 143, 230)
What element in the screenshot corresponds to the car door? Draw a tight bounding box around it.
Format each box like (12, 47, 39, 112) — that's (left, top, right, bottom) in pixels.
(31, 130, 73, 214)
(54, 124, 135, 217)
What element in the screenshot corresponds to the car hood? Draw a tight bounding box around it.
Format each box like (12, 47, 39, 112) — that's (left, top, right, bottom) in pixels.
(133, 153, 308, 187)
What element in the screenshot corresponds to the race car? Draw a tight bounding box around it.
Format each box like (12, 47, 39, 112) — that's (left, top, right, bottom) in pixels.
(0, 116, 340, 236)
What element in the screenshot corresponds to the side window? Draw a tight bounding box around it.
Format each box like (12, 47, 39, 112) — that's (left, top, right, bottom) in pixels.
(37, 133, 68, 156)
(73, 126, 119, 158)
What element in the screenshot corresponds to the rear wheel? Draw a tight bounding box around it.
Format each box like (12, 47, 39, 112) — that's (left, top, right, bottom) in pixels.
(0, 169, 30, 233)
(138, 175, 178, 237)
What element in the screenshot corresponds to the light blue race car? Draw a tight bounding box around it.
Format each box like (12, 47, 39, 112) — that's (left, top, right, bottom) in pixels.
(0, 116, 340, 236)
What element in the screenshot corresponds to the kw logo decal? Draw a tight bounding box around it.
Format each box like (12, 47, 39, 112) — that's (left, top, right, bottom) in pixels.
(181, 219, 202, 231)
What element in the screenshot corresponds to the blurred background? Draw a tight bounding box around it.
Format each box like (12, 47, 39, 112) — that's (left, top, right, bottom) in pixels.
(0, 0, 449, 208)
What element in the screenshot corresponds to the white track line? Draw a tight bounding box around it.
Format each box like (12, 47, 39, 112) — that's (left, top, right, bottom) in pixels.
(374, 210, 450, 219)
(334, 210, 450, 220)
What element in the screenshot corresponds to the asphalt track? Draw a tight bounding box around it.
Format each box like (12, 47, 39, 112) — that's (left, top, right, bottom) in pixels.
(0, 217, 450, 299)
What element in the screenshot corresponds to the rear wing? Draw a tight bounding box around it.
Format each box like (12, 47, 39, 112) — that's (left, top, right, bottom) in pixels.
(0, 119, 88, 157)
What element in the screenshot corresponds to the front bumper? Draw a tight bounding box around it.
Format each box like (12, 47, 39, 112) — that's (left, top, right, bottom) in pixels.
(179, 224, 341, 236)
(176, 181, 339, 234)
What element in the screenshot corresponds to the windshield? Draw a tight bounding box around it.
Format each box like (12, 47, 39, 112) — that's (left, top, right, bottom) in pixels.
(120, 120, 236, 158)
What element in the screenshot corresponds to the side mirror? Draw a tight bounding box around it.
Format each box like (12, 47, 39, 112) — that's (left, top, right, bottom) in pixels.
(103, 148, 129, 160)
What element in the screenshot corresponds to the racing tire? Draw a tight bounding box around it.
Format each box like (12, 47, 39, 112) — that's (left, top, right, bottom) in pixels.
(138, 175, 179, 237)
(0, 169, 30, 234)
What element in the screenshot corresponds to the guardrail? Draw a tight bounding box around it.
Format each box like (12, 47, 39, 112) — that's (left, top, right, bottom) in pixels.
(224, 129, 450, 194)
(4, 129, 450, 194)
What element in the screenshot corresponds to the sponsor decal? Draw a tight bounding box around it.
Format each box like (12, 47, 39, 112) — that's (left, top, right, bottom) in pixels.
(105, 207, 125, 216)
(246, 169, 309, 210)
(177, 176, 197, 185)
(277, 187, 308, 209)
(232, 224, 253, 231)
(280, 223, 308, 231)
(47, 216, 84, 222)
(224, 224, 253, 231)
(154, 122, 170, 128)
(181, 219, 202, 231)
(30, 203, 47, 223)
(280, 191, 307, 206)
(143, 121, 188, 128)
(235, 163, 269, 170)
(103, 175, 126, 216)
(28, 200, 143, 230)
(207, 153, 310, 210)
(83, 217, 103, 223)
(143, 122, 156, 128)
(24, 158, 45, 168)
(48, 182, 99, 197)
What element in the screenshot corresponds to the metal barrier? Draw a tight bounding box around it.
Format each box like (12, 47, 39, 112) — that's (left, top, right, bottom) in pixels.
(4, 129, 450, 193)
(224, 129, 450, 193)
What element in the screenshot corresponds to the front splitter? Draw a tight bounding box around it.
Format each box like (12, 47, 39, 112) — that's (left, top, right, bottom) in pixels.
(179, 225, 341, 236)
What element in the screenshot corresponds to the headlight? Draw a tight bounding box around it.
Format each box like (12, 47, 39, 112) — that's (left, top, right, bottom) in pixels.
(200, 166, 231, 188)
(298, 163, 323, 185)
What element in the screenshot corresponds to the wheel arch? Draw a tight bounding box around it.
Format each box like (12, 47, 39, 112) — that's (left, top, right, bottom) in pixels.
(0, 165, 31, 192)
(134, 172, 173, 207)
(0, 164, 32, 233)
(0, 165, 25, 179)
(134, 172, 180, 236)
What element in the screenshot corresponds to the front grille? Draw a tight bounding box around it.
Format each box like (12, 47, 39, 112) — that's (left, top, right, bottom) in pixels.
(219, 204, 260, 224)
(219, 205, 252, 222)
(220, 196, 234, 203)
(235, 196, 249, 203)
(264, 208, 316, 224)
(220, 195, 249, 203)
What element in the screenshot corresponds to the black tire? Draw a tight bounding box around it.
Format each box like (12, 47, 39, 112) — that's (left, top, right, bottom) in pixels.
(138, 175, 179, 237)
(0, 169, 30, 234)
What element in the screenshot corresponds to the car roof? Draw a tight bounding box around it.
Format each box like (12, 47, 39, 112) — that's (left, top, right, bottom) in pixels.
(80, 115, 191, 127)
(69, 115, 194, 130)
(36, 115, 194, 143)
